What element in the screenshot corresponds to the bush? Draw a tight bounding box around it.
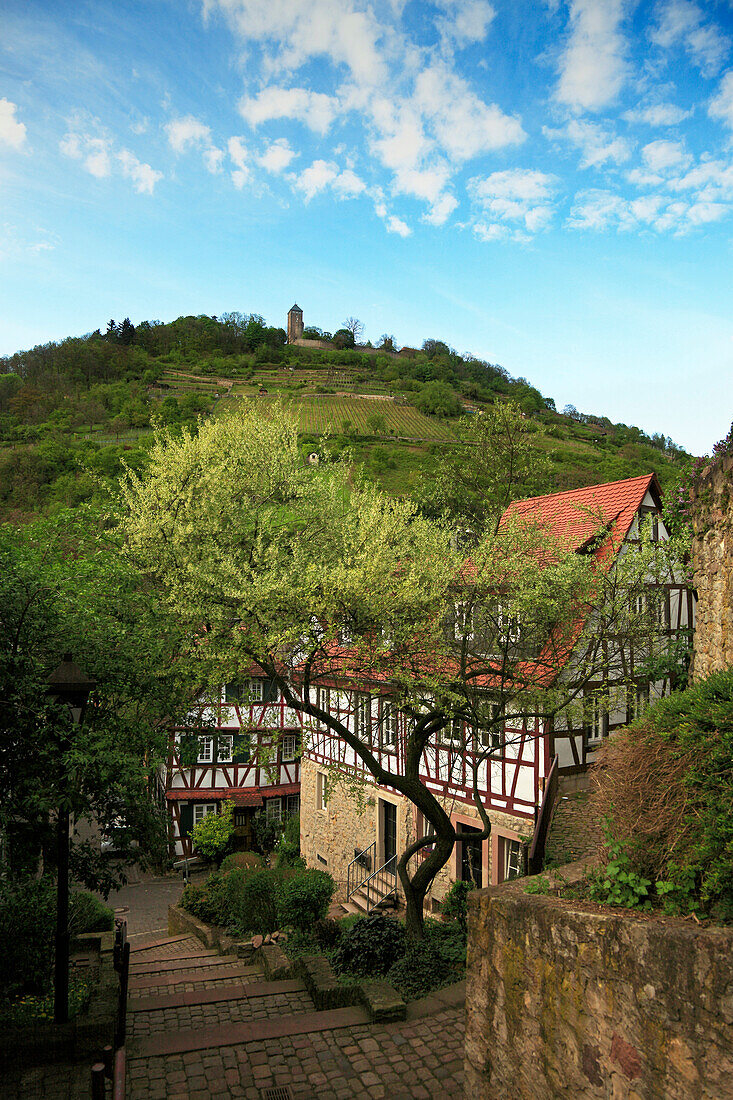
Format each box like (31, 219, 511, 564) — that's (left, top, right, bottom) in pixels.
(441, 880, 473, 932)
(279, 869, 335, 930)
(180, 871, 232, 926)
(0, 877, 56, 997)
(220, 851, 263, 872)
(591, 668, 733, 920)
(333, 912, 406, 976)
(69, 891, 114, 934)
(191, 800, 234, 864)
(387, 941, 453, 1000)
(275, 814, 305, 870)
(235, 869, 281, 935)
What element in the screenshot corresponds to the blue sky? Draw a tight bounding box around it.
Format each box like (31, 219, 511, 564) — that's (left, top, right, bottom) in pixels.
(2, 0, 733, 454)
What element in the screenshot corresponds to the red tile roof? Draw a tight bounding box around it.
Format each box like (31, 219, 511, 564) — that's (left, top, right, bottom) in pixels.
(503, 473, 660, 552)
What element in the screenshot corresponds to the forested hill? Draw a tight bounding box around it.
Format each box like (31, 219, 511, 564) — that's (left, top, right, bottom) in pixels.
(0, 311, 689, 520)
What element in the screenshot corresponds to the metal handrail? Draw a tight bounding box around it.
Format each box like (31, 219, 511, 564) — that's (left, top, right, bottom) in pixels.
(528, 754, 559, 874)
(355, 854, 398, 912)
(347, 841, 375, 899)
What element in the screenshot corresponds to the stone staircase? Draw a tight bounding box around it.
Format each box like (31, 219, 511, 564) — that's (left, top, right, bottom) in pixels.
(341, 870, 400, 916)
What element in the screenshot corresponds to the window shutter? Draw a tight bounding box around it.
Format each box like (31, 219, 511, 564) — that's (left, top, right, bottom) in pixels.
(233, 733, 251, 764)
(263, 678, 279, 703)
(179, 802, 193, 839)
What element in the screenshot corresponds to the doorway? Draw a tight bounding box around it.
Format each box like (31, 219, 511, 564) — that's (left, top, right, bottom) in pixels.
(381, 800, 397, 864)
(458, 823, 483, 888)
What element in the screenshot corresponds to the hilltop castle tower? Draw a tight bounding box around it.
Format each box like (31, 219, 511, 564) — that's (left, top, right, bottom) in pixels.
(287, 303, 304, 344)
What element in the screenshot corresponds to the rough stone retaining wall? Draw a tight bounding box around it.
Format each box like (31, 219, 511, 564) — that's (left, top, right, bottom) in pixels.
(464, 882, 733, 1100)
(690, 455, 733, 680)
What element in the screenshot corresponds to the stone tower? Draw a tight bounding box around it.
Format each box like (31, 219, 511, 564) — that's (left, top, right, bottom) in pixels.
(287, 303, 304, 344)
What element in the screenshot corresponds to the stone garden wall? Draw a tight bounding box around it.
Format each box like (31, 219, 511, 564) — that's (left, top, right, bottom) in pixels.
(690, 455, 733, 680)
(464, 881, 733, 1100)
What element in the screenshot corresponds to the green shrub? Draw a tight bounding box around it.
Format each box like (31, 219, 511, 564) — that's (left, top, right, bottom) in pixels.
(275, 814, 304, 869)
(69, 891, 114, 934)
(588, 831, 652, 910)
(279, 869, 335, 930)
(333, 912, 406, 976)
(220, 851, 263, 872)
(235, 869, 281, 935)
(191, 800, 234, 864)
(387, 941, 453, 999)
(441, 880, 473, 931)
(180, 869, 233, 926)
(0, 877, 56, 997)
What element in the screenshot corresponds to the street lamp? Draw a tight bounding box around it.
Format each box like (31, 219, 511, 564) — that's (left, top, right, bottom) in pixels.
(47, 654, 96, 1025)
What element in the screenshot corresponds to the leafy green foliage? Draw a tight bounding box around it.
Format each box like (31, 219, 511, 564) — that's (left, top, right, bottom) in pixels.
(440, 880, 473, 931)
(333, 913, 406, 976)
(523, 874, 552, 896)
(387, 940, 453, 999)
(275, 814, 306, 870)
(589, 832, 653, 910)
(278, 869, 335, 930)
(0, 877, 56, 998)
(68, 891, 114, 934)
(191, 801, 234, 864)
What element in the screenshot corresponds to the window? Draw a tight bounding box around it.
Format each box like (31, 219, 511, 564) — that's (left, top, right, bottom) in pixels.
(225, 679, 264, 704)
(286, 794, 300, 818)
(497, 603, 521, 643)
(265, 798, 282, 824)
(629, 683, 650, 722)
(339, 622, 353, 646)
(380, 700, 398, 752)
(453, 602, 474, 643)
(197, 736, 213, 764)
(440, 716, 463, 747)
(354, 694, 371, 739)
(473, 703, 503, 752)
(281, 734, 298, 761)
(216, 734, 233, 763)
(193, 802, 217, 825)
(317, 771, 328, 811)
(585, 696, 605, 746)
(504, 838, 523, 881)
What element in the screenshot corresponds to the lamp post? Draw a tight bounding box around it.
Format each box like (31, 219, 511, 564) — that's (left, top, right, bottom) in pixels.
(47, 654, 95, 1025)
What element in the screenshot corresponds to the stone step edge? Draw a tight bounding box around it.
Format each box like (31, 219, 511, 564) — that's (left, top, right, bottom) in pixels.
(129, 965, 262, 992)
(130, 955, 238, 975)
(130, 935, 193, 953)
(129, 978, 306, 1012)
(128, 1005, 370, 1059)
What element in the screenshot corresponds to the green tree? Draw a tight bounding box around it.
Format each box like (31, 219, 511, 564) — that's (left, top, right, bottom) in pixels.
(366, 412, 388, 436)
(414, 381, 462, 418)
(191, 801, 235, 864)
(0, 508, 196, 893)
(119, 404, 685, 940)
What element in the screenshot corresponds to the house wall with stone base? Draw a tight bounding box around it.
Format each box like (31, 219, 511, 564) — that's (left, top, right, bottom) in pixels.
(464, 880, 733, 1100)
(299, 757, 534, 903)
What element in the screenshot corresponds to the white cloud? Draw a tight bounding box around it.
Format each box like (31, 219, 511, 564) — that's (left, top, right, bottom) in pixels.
(568, 189, 639, 230)
(165, 115, 211, 152)
(203, 0, 388, 87)
(117, 150, 164, 194)
(238, 86, 339, 135)
(228, 135, 250, 188)
(468, 169, 556, 232)
(433, 0, 496, 48)
(294, 159, 339, 200)
(414, 63, 525, 161)
(641, 138, 691, 172)
(258, 138, 297, 172)
(568, 185, 730, 233)
(543, 119, 632, 168)
(667, 159, 733, 200)
(385, 214, 411, 237)
(203, 146, 224, 173)
(555, 0, 629, 112)
(623, 102, 691, 126)
(709, 71, 733, 130)
(332, 167, 366, 197)
(650, 1, 730, 77)
(423, 192, 458, 226)
(0, 99, 27, 149)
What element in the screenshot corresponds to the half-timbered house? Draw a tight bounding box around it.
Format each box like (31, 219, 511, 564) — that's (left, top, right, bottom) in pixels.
(297, 473, 693, 906)
(167, 676, 302, 858)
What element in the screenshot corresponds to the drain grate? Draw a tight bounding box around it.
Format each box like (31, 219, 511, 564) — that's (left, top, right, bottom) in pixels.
(262, 1089, 294, 1100)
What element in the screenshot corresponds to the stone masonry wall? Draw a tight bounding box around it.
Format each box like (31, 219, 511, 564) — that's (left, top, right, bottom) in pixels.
(690, 455, 733, 680)
(464, 883, 733, 1100)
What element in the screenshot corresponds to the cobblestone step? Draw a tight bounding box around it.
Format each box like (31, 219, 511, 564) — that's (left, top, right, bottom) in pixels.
(128, 986, 317, 1039)
(130, 954, 238, 976)
(130, 934, 194, 954)
(129, 963, 262, 992)
(129, 977, 308, 1013)
(129, 1004, 371, 1058)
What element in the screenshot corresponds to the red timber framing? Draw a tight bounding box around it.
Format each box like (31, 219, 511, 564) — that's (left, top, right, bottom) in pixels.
(300, 473, 695, 852)
(166, 679, 302, 858)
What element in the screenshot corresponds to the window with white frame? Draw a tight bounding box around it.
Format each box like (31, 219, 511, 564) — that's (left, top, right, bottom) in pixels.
(316, 771, 328, 811)
(628, 683, 650, 722)
(281, 734, 298, 761)
(193, 802, 218, 824)
(440, 715, 463, 747)
(474, 703, 503, 752)
(453, 602, 474, 643)
(504, 838, 523, 881)
(380, 700, 398, 752)
(585, 695, 606, 745)
(286, 793, 300, 818)
(197, 736, 214, 763)
(265, 798, 282, 824)
(216, 734, 233, 762)
(225, 679, 264, 704)
(497, 603, 521, 643)
(354, 693, 371, 739)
